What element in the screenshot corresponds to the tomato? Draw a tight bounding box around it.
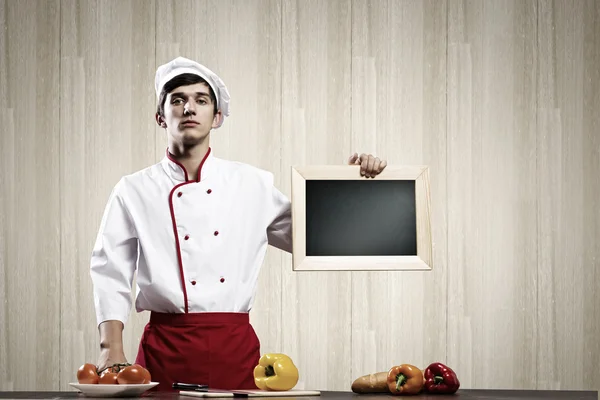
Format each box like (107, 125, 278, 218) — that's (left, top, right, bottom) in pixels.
(117, 365, 146, 384)
(133, 364, 152, 384)
(99, 371, 118, 384)
(77, 363, 99, 384)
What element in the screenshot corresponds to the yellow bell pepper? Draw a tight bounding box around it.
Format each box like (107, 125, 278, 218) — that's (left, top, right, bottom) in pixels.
(253, 353, 299, 391)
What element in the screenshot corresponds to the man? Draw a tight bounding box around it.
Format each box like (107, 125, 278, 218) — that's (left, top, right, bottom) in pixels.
(90, 56, 387, 392)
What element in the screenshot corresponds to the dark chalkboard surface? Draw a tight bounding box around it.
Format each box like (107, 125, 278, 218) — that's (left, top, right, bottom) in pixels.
(305, 180, 417, 256)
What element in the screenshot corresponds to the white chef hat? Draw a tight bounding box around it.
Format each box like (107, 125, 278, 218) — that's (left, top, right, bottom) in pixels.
(155, 56, 230, 127)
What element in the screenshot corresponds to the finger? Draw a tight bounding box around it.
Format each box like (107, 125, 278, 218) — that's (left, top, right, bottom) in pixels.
(379, 159, 388, 172)
(360, 154, 368, 176)
(361, 156, 369, 177)
(372, 158, 381, 177)
(366, 155, 376, 178)
(348, 152, 359, 165)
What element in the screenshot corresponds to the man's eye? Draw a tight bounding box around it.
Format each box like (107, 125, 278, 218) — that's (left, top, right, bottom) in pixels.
(197, 99, 207, 105)
(172, 99, 183, 104)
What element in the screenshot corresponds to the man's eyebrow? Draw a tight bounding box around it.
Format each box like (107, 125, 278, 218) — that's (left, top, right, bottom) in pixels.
(170, 91, 211, 98)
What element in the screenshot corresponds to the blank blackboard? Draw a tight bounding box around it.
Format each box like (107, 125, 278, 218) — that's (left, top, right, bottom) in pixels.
(305, 180, 417, 256)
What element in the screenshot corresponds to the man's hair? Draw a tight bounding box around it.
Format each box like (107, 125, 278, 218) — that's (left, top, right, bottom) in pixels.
(156, 73, 218, 117)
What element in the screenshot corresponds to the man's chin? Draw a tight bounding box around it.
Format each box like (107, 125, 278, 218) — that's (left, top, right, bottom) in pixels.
(173, 130, 209, 146)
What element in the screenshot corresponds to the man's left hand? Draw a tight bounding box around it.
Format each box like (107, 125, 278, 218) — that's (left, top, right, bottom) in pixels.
(348, 153, 388, 178)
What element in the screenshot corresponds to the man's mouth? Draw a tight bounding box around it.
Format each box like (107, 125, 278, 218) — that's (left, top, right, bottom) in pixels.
(182, 120, 199, 126)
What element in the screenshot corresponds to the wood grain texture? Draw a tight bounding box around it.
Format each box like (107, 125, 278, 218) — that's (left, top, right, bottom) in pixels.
(155, 0, 283, 358)
(0, 0, 61, 391)
(281, 0, 353, 391)
(59, 0, 155, 390)
(0, 0, 9, 389)
(350, 0, 447, 383)
(447, 0, 538, 389)
(537, 0, 600, 391)
(0, 0, 599, 393)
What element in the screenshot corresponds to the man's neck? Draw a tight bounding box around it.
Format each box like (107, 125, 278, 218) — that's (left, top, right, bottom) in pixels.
(168, 139, 210, 181)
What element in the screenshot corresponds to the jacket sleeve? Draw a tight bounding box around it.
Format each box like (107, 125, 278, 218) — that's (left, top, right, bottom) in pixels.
(267, 183, 293, 253)
(90, 179, 138, 327)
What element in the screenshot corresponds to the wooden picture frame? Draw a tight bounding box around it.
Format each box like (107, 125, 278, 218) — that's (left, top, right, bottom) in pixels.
(290, 165, 432, 271)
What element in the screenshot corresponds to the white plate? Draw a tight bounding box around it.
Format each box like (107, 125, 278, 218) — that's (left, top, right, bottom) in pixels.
(69, 382, 159, 397)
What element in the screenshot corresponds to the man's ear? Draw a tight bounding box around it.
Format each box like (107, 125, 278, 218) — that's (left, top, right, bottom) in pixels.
(155, 113, 167, 128)
(212, 110, 223, 129)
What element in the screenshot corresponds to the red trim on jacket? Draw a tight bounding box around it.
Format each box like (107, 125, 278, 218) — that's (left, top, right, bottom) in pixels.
(167, 147, 212, 313)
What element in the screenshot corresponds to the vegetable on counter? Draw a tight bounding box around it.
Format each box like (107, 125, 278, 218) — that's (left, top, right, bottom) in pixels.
(77, 362, 151, 385)
(116, 364, 151, 384)
(253, 353, 299, 391)
(387, 364, 424, 395)
(351, 372, 390, 393)
(423, 362, 460, 394)
(77, 363, 100, 384)
(98, 365, 119, 384)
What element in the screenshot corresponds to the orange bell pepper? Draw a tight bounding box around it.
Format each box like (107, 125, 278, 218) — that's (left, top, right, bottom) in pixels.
(387, 364, 424, 395)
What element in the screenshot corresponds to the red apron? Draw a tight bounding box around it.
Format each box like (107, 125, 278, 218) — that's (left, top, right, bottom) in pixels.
(135, 311, 260, 392)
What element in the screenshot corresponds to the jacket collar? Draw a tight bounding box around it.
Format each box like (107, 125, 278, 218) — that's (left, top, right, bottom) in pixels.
(161, 146, 216, 182)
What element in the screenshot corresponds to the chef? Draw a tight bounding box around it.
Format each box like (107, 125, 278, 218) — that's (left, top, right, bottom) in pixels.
(90, 56, 387, 392)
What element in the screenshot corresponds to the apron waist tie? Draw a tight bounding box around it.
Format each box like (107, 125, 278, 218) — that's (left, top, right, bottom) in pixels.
(149, 311, 250, 326)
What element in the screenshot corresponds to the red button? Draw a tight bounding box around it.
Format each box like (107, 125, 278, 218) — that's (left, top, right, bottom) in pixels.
(177, 192, 182, 197)
(191, 280, 197, 285)
(220, 277, 225, 283)
(184, 235, 190, 240)
(214, 231, 219, 236)
(207, 189, 212, 194)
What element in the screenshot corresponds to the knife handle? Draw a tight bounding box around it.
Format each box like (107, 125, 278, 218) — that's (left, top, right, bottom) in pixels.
(173, 382, 209, 391)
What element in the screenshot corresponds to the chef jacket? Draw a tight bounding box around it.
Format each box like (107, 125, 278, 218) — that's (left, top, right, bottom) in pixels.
(90, 148, 292, 326)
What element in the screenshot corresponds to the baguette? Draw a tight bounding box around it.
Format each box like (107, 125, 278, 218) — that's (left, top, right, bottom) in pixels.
(351, 372, 389, 393)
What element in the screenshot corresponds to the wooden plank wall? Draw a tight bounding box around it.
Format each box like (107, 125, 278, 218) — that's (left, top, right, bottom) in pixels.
(0, 0, 61, 391)
(0, 0, 598, 393)
(447, 0, 539, 388)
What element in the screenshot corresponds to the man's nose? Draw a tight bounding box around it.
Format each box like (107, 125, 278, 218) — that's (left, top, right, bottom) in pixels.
(184, 100, 196, 115)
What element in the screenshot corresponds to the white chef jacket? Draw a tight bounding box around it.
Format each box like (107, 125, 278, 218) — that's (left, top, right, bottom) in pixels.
(90, 148, 292, 326)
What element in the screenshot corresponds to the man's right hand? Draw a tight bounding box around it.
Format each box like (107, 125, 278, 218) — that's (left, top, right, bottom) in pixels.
(97, 348, 128, 373)
(97, 320, 127, 372)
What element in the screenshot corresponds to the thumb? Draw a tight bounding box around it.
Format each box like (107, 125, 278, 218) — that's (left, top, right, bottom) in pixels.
(348, 152, 359, 165)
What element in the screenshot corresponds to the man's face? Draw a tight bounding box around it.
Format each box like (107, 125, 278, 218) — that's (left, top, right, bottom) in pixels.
(159, 82, 222, 146)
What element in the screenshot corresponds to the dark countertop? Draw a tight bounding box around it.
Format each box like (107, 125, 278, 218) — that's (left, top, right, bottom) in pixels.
(0, 390, 597, 400)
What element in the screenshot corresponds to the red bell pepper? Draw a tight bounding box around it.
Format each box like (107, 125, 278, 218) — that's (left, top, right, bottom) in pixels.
(423, 362, 460, 394)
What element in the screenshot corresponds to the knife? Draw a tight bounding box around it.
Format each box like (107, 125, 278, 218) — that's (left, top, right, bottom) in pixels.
(173, 383, 250, 398)
(173, 383, 209, 391)
(174, 384, 252, 397)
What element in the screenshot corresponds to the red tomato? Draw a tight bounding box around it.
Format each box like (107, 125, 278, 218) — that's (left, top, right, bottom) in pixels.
(77, 363, 99, 384)
(133, 364, 152, 384)
(99, 371, 118, 384)
(117, 365, 146, 384)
